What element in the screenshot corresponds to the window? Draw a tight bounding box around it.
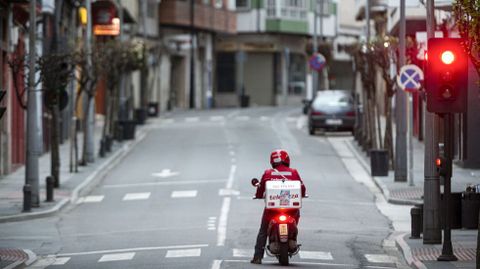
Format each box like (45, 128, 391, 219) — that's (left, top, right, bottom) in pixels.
(236, 0, 250, 9)
(215, 0, 223, 8)
(266, 0, 307, 20)
(216, 53, 236, 93)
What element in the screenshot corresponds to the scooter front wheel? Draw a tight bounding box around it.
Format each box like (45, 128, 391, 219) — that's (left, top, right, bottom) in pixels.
(278, 243, 289, 266)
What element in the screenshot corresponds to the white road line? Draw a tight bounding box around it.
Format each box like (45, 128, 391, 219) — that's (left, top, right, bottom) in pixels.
(210, 116, 224, 121)
(226, 165, 236, 189)
(161, 119, 174, 124)
(231, 158, 236, 163)
(364, 254, 397, 263)
(297, 116, 307, 130)
(236, 116, 250, 121)
(165, 248, 201, 258)
(260, 116, 270, 121)
(185, 117, 199, 122)
(211, 260, 222, 269)
(287, 117, 297, 122)
(223, 259, 357, 267)
(98, 252, 135, 262)
(217, 197, 231, 246)
(123, 192, 151, 201)
(232, 249, 253, 257)
(171, 190, 198, 198)
(229, 151, 235, 156)
(83, 195, 105, 203)
(209, 216, 217, 220)
(299, 251, 334, 260)
(51, 257, 71, 265)
(103, 179, 226, 188)
(57, 244, 209, 257)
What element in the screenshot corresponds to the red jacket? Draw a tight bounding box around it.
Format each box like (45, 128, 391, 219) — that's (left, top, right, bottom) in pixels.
(255, 164, 306, 199)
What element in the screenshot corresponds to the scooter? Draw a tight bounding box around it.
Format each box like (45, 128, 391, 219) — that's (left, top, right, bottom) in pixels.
(251, 178, 306, 266)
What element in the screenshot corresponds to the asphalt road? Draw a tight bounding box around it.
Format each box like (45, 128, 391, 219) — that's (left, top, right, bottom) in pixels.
(0, 107, 410, 269)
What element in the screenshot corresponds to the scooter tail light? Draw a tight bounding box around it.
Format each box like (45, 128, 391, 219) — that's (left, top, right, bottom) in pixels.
(279, 215, 287, 222)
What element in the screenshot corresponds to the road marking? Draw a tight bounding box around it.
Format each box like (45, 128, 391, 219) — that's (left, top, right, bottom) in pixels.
(98, 252, 135, 262)
(260, 116, 270, 121)
(223, 259, 356, 267)
(226, 165, 236, 189)
(231, 158, 236, 163)
(210, 116, 224, 121)
(161, 119, 174, 124)
(364, 254, 397, 263)
(103, 179, 226, 188)
(171, 190, 198, 198)
(51, 257, 71, 265)
(82, 195, 105, 203)
(297, 116, 307, 130)
(217, 197, 231, 246)
(233, 249, 253, 257)
(211, 260, 222, 269)
(219, 189, 240, 196)
(123, 192, 151, 201)
(236, 116, 250, 121)
(287, 116, 297, 122)
(229, 151, 235, 156)
(152, 169, 179, 178)
(299, 251, 334, 260)
(185, 117, 199, 122)
(165, 248, 201, 258)
(57, 244, 209, 257)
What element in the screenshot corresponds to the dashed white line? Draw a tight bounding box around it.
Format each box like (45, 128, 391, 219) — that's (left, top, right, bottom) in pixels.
(226, 165, 237, 189)
(161, 118, 174, 124)
(185, 117, 199, 122)
(233, 248, 253, 257)
(236, 116, 250, 121)
(210, 116, 225, 121)
(229, 151, 235, 156)
(299, 251, 334, 260)
(98, 252, 135, 262)
(51, 257, 71, 265)
(165, 248, 201, 258)
(211, 260, 222, 269)
(364, 254, 397, 263)
(217, 197, 231, 246)
(82, 195, 105, 203)
(123, 192, 151, 201)
(171, 190, 198, 198)
(260, 116, 270, 121)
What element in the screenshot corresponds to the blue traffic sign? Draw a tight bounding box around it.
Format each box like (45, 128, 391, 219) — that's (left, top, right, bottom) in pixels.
(397, 64, 424, 92)
(309, 53, 326, 72)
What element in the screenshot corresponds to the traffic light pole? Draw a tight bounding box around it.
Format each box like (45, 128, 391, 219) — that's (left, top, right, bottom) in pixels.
(423, 0, 442, 245)
(437, 113, 458, 261)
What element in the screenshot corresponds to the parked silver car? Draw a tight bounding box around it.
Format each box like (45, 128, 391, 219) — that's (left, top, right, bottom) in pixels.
(308, 90, 356, 135)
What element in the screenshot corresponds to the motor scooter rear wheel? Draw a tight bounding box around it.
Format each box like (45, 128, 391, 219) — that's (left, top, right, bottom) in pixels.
(279, 243, 289, 266)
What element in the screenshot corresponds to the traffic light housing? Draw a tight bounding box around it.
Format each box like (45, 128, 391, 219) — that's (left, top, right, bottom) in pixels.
(435, 157, 447, 177)
(0, 90, 5, 119)
(425, 38, 468, 114)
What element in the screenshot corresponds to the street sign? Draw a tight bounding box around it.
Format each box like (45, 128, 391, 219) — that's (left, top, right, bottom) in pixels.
(309, 53, 326, 72)
(397, 64, 424, 92)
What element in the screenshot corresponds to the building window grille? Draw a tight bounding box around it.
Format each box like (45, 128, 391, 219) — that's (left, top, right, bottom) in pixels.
(266, 0, 307, 21)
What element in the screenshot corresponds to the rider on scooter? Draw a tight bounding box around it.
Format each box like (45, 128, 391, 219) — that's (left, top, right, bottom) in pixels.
(251, 149, 306, 264)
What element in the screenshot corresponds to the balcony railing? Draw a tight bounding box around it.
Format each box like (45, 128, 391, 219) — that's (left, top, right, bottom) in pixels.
(159, 0, 236, 34)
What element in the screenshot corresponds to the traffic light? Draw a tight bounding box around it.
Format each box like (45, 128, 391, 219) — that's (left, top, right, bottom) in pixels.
(425, 38, 468, 114)
(0, 90, 5, 119)
(435, 157, 447, 177)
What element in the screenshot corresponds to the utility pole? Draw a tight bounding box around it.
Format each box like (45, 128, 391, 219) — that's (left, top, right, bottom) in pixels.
(365, 0, 370, 44)
(312, 0, 318, 98)
(319, 0, 327, 91)
(25, 0, 40, 208)
(85, 0, 95, 162)
(189, 0, 196, 109)
(395, 0, 407, 183)
(423, 0, 442, 244)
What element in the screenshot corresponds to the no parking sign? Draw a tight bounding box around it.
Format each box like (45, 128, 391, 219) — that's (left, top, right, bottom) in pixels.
(396, 64, 424, 92)
(309, 53, 326, 72)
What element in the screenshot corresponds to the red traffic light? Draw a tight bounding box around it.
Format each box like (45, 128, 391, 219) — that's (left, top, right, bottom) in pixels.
(435, 158, 442, 167)
(441, 50, 455, 65)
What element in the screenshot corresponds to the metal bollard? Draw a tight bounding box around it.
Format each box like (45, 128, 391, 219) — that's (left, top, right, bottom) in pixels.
(410, 205, 423, 239)
(46, 176, 54, 202)
(23, 184, 32, 212)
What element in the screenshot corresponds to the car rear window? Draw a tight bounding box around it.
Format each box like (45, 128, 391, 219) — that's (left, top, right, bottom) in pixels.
(312, 93, 353, 109)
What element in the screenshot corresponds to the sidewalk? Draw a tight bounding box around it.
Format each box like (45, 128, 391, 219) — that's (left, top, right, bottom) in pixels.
(0, 120, 150, 268)
(348, 137, 479, 269)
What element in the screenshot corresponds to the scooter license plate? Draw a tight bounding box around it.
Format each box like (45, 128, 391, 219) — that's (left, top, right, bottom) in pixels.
(279, 224, 288, 236)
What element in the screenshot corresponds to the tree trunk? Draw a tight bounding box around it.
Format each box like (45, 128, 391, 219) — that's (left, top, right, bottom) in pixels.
(384, 94, 395, 169)
(81, 95, 95, 164)
(51, 105, 61, 188)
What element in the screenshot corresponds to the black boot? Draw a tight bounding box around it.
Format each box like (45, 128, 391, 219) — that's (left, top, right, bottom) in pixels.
(250, 256, 262, 264)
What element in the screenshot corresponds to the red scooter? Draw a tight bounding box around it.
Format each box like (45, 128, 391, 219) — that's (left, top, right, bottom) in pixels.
(251, 178, 305, 266)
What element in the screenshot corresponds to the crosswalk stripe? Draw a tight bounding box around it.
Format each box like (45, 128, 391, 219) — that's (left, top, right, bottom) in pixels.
(161, 119, 174, 124)
(232, 248, 253, 257)
(165, 248, 201, 258)
(98, 252, 135, 262)
(185, 117, 199, 122)
(83, 195, 105, 203)
(51, 257, 70, 265)
(299, 251, 334, 260)
(235, 116, 250, 121)
(364, 254, 397, 263)
(123, 192, 151, 201)
(171, 190, 198, 198)
(210, 116, 224, 121)
(260, 116, 270, 121)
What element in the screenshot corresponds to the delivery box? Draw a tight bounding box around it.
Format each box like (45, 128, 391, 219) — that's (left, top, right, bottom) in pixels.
(265, 180, 302, 209)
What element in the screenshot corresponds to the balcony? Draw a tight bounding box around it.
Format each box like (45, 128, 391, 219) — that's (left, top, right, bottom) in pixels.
(159, 0, 236, 34)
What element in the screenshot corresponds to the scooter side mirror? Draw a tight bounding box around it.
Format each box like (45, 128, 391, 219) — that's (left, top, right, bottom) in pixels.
(251, 178, 259, 187)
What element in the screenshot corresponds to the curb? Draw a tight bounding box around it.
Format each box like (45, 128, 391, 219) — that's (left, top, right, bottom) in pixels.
(395, 233, 427, 269)
(345, 140, 422, 206)
(2, 249, 37, 269)
(0, 129, 148, 224)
